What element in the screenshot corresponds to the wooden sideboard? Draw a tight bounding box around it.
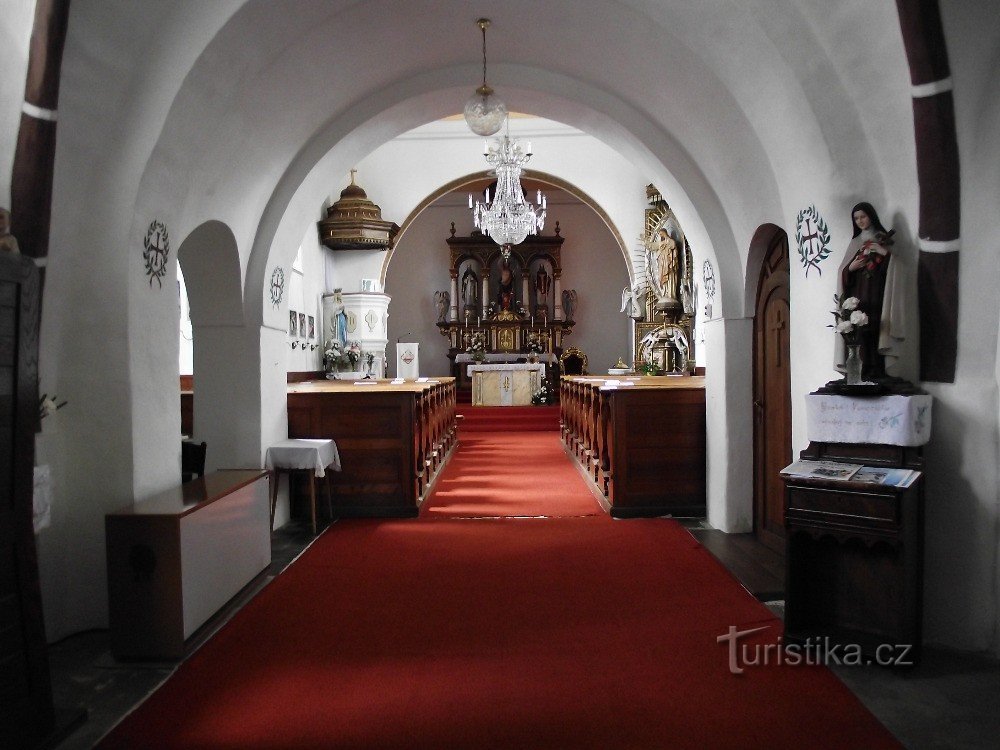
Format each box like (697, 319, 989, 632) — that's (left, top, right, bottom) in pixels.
(106, 470, 271, 660)
(560, 376, 706, 518)
(286, 378, 456, 517)
(783, 441, 924, 663)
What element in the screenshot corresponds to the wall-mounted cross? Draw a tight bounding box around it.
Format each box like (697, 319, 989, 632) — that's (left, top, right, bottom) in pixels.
(770, 306, 786, 368)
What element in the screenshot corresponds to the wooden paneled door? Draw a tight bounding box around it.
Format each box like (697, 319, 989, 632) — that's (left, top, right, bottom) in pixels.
(753, 230, 792, 553)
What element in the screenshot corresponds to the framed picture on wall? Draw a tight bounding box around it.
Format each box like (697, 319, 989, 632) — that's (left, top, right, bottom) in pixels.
(298, 312, 306, 338)
(308, 315, 315, 339)
(289, 309, 298, 337)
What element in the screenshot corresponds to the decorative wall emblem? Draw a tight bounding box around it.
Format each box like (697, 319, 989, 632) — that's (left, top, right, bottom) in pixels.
(365, 309, 378, 331)
(702, 260, 717, 319)
(795, 205, 831, 276)
(142, 220, 170, 288)
(702, 260, 716, 300)
(346, 311, 357, 333)
(269, 267, 285, 307)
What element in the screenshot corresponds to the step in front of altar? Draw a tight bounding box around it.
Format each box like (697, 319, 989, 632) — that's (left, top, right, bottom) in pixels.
(457, 406, 560, 432)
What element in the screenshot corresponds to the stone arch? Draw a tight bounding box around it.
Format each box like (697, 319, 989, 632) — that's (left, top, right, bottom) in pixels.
(174, 220, 255, 472)
(381, 170, 633, 286)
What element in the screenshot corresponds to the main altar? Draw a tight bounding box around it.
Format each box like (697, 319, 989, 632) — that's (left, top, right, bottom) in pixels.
(437, 224, 574, 399)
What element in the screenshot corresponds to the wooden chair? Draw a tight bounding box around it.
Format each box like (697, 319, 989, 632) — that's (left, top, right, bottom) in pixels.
(560, 347, 588, 376)
(181, 440, 207, 482)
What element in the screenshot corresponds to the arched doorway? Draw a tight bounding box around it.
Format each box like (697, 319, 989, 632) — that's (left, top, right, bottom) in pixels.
(752, 227, 791, 553)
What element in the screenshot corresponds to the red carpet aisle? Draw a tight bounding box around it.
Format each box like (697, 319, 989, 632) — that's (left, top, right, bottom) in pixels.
(421, 431, 600, 517)
(98, 430, 901, 750)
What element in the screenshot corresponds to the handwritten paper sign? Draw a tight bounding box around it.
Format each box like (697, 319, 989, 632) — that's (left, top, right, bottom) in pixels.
(805, 394, 932, 447)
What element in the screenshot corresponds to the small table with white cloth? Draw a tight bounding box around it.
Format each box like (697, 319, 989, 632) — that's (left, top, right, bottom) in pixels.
(265, 438, 342, 533)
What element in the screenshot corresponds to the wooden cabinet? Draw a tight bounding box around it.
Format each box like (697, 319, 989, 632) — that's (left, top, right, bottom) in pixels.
(106, 471, 271, 660)
(783, 442, 924, 663)
(0, 254, 55, 745)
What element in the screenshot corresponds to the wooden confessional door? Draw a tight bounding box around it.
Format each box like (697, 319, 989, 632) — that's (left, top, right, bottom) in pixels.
(0, 254, 54, 744)
(753, 231, 792, 554)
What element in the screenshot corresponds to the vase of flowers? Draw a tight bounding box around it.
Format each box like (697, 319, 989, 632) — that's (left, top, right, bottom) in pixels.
(323, 340, 343, 378)
(467, 332, 486, 363)
(526, 332, 543, 364)
(830, 295, 868, 385)
(346, 341, 361, 372)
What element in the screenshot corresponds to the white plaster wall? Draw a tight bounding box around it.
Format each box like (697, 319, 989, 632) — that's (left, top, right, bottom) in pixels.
(285, 243, 325, 373)
(0, 0, 34, 208)
(928, 2, 1000, 656)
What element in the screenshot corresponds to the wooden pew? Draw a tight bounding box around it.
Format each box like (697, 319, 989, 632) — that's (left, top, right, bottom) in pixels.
(560, 376, 706, 518)
(287, 379, 456, 517)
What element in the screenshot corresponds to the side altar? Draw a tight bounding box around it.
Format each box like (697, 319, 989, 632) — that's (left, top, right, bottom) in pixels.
(436, 225, 575, 398)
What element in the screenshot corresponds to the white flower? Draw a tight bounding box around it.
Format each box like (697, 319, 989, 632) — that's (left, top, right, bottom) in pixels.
(836, 321, 854, 334)
(40, 397, 58, 418)
(849, 310, 869, 326)
(841, 297, 860, 311)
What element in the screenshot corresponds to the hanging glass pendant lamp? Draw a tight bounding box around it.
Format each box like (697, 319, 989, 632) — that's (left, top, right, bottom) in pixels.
(463, 18, 507, 137)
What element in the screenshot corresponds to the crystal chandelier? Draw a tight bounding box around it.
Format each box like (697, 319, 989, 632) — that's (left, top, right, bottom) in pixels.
(463, 19, 507, 137)
(469, 127, 547, 258)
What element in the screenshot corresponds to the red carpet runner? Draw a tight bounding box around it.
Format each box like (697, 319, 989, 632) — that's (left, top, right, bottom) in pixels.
(99, 430, 900, 749)
(421, 431, 600, 517)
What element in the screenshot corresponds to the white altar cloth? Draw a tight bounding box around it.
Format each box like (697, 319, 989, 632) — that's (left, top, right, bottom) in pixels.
(805, 394, 932, 447)
(467, 363, 547, 377)
(265, 438, 342, 477)
(456, 352, 556, 364)
(468, 364, 545, 406)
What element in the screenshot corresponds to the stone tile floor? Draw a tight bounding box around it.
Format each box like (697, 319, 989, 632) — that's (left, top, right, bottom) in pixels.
(48, 519, 1000, 749)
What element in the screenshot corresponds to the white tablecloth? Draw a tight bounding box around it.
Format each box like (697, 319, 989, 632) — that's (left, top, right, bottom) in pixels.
(805, 394, 932, 447)
(265, 439, 342, 477)
(456, 352, 556, 364)
(466, 363, 547, 377)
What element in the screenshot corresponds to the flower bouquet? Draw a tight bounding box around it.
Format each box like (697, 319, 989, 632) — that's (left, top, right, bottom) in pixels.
(531, 381, 553, 405)
(830, 295, 868, 384)
(526, 332, 544, 363)
(323, 340, 343, 377)
(467, 332, 486, 362)
(346, 341, 362, 370)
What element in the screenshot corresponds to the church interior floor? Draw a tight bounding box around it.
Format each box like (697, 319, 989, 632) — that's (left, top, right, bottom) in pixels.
(48, 506, 998, 749)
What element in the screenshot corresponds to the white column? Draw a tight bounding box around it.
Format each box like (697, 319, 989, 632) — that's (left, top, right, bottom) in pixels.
(704, 316, 753, 533)
(449, 275, 459, 322)
(553, 275, 564, 321)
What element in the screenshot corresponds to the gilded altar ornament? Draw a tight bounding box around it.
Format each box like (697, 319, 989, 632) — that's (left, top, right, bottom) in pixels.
(318, 169, 399, 251)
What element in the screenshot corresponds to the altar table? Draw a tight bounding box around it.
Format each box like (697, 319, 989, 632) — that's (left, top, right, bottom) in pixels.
(468, 363, 545, 406)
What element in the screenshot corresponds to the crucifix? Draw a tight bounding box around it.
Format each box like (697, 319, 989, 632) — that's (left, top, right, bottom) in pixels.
(770, 306, 786, 368)
(800, 218, 820, 258)
(349, 168, 358, 184)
